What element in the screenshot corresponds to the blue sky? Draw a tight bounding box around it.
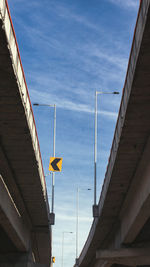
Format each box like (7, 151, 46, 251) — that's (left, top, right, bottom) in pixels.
(8, 0, 139, 266)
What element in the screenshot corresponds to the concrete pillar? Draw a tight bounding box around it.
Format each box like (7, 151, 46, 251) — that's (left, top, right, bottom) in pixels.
(0, 253, 49, 267)
(0, 264, 48, 267)
(0, 263, 48, 267)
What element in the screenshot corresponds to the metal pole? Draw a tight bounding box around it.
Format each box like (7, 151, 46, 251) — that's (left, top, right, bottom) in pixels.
(94, 91, 97, 206)
(75, 187, 91, 260)
(76, 187, 79, 259)
(93, 91, 119, 217)
(51, 175, 54, 213)
(61, 231, 73, 267)
(53, 104, 56, 156)
(51, 104, 56, 213)
(33, 103, 56, 216)
(62, 232, 64, 267)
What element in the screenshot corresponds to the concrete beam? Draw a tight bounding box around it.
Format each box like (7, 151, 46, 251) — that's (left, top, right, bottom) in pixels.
(0, 175, 30, 251)
(114, 137, 150, 246)
(0, 145, 32, 228)
(96, 247, 150, 258)
(0, 253, 49, 266)
(96, 248, 150, 266)
(94, 260, 112, 267)
(0, 263, 48, 267)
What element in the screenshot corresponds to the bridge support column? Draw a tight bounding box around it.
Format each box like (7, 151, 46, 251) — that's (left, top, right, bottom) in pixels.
(0, 264, 48, 267)
(0, 262, 48, 267)
(0, 253, 49, 267)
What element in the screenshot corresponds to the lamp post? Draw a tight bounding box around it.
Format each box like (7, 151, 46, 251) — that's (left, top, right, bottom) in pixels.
(33, 103, 56, 225)
(93, 91, 119, 218)
(76, 187, 79, 261)
(76, 187, 91, 263)
(62, 231, 73, 267)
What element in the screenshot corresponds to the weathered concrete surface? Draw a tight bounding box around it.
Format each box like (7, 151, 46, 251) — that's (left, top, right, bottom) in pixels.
(76, 1, 150, 267)
(0, 0, 51, 265)
(96, 248, 150, 266)
(0, 263, 48, 267)
(0, 253, 49, 267)
(0, 175, 30, 251)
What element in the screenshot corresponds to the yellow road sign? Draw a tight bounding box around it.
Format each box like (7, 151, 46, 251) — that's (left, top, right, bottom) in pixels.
(52, 256, 55, 263)
(49, 157, 63, 172)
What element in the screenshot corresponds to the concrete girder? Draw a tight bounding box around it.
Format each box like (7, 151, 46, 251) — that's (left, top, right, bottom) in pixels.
(96, 248, 150, 266)
(74, 1, 150, 267)
(0, 253, 49, 266)
(0, 0, 51, 263)
(112, 136, 150, 247)
(94, 260, 112, 267)
(0, 145, 32, 229)
(0, 175, 30, 251)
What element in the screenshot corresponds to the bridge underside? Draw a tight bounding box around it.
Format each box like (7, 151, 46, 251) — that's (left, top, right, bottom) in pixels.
(77, 1, 150, 267)
(0, 1, 51, 266)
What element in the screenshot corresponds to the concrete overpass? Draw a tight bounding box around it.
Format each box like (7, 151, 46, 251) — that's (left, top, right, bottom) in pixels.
(0, 0, 51, 266)
(75, 1, 150, 267)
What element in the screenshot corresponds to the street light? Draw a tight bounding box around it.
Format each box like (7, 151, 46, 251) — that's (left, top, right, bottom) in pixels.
(76, 187, 91, 263)
(93, 91, 119, 218)
(62, 231, 73, 267)
(33, 103, 56, 225)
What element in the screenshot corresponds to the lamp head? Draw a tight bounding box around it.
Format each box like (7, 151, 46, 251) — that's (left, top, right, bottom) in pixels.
(33, 103, 39, 106)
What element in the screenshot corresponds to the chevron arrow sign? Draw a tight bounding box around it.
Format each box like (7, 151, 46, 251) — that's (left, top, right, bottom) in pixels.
(49, 157, 63, 172)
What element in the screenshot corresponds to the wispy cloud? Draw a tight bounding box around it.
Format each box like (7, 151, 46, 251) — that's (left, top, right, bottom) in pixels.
(9, 1, 139, 267)
(86, 46, 128, 72)
(108, 0, 139, 10)
(56, 213, 92, 223)
(15, 1, 128, 105)
(31, 89, 118, 119)
(51, 3, 102, 32)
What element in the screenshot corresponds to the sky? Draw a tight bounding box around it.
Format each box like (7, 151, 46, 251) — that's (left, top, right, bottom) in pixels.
(7, 0, 139, 266)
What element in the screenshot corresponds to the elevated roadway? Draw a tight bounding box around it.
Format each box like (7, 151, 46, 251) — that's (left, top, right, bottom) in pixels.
(75, 1, 150, 267)
(0, 0, 51, 266)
